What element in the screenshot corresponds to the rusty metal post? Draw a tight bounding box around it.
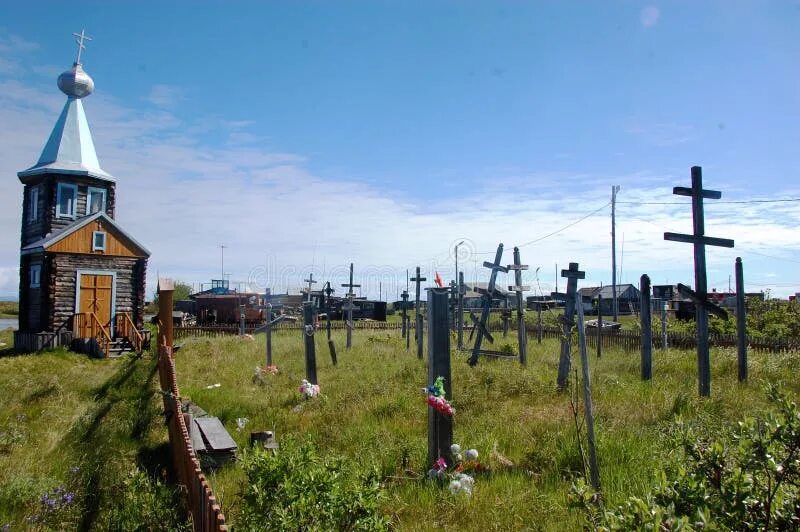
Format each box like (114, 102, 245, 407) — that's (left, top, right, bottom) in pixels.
(157, 278, 175, 348)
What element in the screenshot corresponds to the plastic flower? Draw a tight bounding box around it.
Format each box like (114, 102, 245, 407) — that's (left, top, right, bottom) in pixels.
(434, 457, 448, 472)
(465, 449, 479, 461)
(299, 379, 321, 398)
(450, 443, 461, 455)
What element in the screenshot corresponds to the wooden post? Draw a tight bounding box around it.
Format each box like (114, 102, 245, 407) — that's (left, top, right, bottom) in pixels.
(507, 247, 529, 366)
(537, 301, 543, 344)
(457, 272, 465, 350)
(157, 278, 175, 348)
(576, 301, 601, 490)
(401, 290, 408, 339)
(427, 287, 453, 468)
(640, 274, 652, 380)
(265, 302, 273, 366)
(302, 302, 318, 385)
(341, 263, 360, 350)
(239, 304, 245, 336)
(557, 263, 585, 390)
(664, 166, 734, 397)
(661, 300, 668, 350)
(736, 257, 747, 382)
(411, 267, 427, 359)
(323, 282, 334, 342)
(597, 294, 602, 358)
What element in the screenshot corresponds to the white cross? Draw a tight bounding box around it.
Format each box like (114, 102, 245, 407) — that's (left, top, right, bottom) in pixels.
(73, 29, 92, 64)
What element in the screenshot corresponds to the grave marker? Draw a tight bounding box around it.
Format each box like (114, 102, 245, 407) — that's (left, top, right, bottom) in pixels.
(457, 272, 465, 350)
(557, 262, 585, 390)
(302, 302, 318, 385)
(341, 263, 360, 350)
(468, 243, 509, 366)
(427, 287, 453, 468)
(322, 281, 337, 365)
(576, 300, 601, 490)
(735, 257, 747, 382)
(411, 267, 427, 359)
(304, 273, 317, 303)
(640, 274, 652, 380)
(401, 290, 410, 350)
(596, 294, 602, 358)
(664, 166, 734, 397)
(507, 247, 529, 366)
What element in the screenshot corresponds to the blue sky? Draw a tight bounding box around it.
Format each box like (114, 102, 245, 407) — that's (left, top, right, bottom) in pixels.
(1, 1, 799, 299)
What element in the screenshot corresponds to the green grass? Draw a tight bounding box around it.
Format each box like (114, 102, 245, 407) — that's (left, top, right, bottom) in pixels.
(0, 337, 187, 530)
(0, 301, 18, 319)
(172, 329, 800, 530)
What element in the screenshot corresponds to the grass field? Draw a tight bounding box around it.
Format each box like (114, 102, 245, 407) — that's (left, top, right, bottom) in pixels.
(172, 328, 800, 530)
(0, 301, 19, 319)
(0, 328, 187, 530)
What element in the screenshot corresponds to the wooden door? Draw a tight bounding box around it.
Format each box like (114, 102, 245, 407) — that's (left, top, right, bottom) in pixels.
(78, 274, 113, 337)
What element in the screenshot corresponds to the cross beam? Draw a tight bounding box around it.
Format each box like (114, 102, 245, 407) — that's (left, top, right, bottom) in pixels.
(677, 283, 728, 321)
(468, 243, 505, 366)
(663, 166, 734, 397)
(304, 273, 317, 303)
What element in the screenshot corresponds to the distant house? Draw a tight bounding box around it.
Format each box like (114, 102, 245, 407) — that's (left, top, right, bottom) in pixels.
(578, 287, 601, 312)
(463, 283, 511, 309)
(594, 284, 641, 315)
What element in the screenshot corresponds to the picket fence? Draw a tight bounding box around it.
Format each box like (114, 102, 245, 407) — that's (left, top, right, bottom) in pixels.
(174, 322, 800, 353)
(157, 344, 228, 531)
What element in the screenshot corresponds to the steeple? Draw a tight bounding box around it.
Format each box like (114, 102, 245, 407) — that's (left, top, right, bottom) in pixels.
(18, 30, 114, 183)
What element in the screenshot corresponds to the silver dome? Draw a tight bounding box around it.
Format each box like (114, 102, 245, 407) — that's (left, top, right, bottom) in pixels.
(57, 63, 94, 98)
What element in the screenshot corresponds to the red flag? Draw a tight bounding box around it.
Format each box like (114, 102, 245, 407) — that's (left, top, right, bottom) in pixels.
(434, 271, 444, 288)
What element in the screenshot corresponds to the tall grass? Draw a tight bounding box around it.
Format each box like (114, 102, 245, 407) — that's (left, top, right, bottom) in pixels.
(173, 328, 800, 530)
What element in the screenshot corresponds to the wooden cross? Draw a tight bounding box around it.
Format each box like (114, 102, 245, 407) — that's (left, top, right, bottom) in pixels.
(401, 290, 410, 350)
(304, 273, 317, 303)
(73, 29, 92, 64)
(411, 267, 427, 359)
(556, 262, 585, 390)
(341, 263, 360, 349)
(664, 166, 734, 397)
(468, 243, 509, 366)
(507, 246, 529, 366)
(456, 272, 466, 350)
(323, 281, 334, 341)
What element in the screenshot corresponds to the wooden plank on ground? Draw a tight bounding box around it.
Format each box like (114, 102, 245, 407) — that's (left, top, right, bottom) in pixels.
(195, 417, 238, 451)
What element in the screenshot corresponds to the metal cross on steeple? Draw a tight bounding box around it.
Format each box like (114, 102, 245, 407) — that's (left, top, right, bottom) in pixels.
(73, 29, 92, 65)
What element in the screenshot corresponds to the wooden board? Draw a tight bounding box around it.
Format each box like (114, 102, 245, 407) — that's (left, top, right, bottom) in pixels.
(47, 218, 146, 257)
(194, 417, 237, 452)
(186, 414, 207, 452)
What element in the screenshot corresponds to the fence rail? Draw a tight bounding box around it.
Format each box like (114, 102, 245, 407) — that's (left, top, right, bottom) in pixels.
(157, 344, 228, 531)
(174, 322, 800, 353)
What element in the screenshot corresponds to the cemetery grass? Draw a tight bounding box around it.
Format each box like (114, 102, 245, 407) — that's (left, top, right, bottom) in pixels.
(0, 343, 188, 530)
(174, 330, 800, 530)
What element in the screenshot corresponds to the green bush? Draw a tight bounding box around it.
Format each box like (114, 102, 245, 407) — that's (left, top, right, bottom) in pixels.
(237, 438, 390, 531)
(570, 384, 800, 530)
(103, 470, 190, 531)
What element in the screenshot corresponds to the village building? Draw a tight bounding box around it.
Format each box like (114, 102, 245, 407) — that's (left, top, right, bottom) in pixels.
(14, 36, 150, 355)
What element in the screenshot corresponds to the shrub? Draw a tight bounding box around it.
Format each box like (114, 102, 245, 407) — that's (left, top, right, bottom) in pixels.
(103, 470, 190, 531)
(570, 384, 800, 530)
(237, 438, 390, 531)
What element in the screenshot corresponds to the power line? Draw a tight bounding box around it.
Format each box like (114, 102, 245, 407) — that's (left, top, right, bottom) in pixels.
(618, 197, 800, 205)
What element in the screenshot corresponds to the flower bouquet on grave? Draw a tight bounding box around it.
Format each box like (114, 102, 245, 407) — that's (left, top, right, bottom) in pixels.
(299, 379, 320, 399)
(426, 444, 481, 496)
(253, 365, 279, 384)
(424, 376, 454, 417)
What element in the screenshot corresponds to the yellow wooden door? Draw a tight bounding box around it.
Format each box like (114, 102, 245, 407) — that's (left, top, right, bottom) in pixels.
(79, 274, 113, 336)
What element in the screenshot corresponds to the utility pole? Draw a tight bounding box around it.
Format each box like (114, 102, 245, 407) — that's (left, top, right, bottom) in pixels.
(220, 244, 226, 281)
(611, 185, 620, 321)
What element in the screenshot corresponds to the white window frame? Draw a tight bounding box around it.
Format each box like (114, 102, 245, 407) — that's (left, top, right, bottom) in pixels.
(28, 186, 39, 222)
(86, 187, 106, 215)
(56, 182, 78, 219)
(30, 264, 41, 288)
(92, 231, 107, 252)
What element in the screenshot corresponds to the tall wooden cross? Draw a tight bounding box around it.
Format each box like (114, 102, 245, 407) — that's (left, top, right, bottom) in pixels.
(341, 263, 360, 349)
(468, 243, 508, 366)
(556, 262, 585, 390)
(304, 273, 317, 303)
(401, 290, 410, 350)
(664, 166, 733, 397)
(507, 247, 529, 366)
(323, 281, 334, 341)
(411, 267, 427, 359)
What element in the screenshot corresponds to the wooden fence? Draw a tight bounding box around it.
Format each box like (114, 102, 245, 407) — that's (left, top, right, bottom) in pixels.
(157, 344, 228, 531)
(174, 322, 800, 353)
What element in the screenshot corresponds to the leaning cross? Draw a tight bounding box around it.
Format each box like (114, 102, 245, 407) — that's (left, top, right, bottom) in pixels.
(411, 267, 426, 359)
(304, 273, 317, 303)
(468, 243, 508, 366)
(323, 281, 335, 341)
(556, 262, 585, 390)
(664, 166, 733, 397)
(341, 263, 360, 349)
(507, 247, 529, 366)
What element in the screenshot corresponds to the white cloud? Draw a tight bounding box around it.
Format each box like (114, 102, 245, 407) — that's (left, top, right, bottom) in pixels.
(640, 6, 661, 27)
(146, 84, 183, 107)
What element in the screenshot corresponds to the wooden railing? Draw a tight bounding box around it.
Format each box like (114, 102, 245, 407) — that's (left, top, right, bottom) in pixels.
(73, 312, 112, 357)
(115, 312, 144, 353)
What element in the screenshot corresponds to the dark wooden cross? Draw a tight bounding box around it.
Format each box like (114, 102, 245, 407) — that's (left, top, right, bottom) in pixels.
(664, 166, 733, 397)
(507, 246, 529, 366)
(411, 267, 427, 359)
(304, 273, 317, 303)
(556, 262, 585, 390)
(468, 243, 509, 366)
(341, 263, 360, 349)
(401, 290, 410, 350)
(322, 281, 335, 341)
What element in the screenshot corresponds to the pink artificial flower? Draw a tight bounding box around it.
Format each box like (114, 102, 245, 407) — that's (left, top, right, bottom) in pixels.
(434, 457, 448, 472)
